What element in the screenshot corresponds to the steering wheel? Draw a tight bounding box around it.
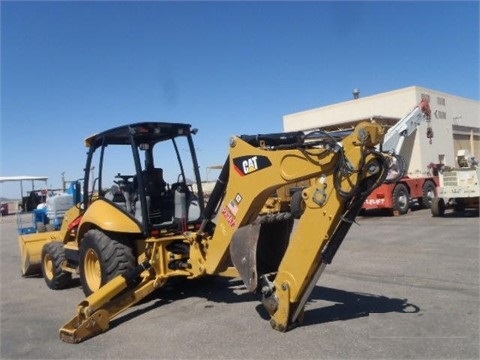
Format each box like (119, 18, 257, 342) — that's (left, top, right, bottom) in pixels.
(113, 174, 137, 194)
(114, 173, 135, 185)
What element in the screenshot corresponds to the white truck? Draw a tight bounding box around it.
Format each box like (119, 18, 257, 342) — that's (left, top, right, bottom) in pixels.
(431, 149, 480, 216)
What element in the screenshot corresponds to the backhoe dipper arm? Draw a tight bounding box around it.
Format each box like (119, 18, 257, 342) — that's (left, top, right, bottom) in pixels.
(190, 122, 389, 330)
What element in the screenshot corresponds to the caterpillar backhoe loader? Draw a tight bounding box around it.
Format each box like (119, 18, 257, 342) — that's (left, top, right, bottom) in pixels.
(53, 120, 391, 343)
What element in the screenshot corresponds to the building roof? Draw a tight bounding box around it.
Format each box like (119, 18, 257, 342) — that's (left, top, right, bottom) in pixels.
(0, 176, 48, 183)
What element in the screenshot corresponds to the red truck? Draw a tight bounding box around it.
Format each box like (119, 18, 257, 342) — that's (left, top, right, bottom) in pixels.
(361, 99, 438, 215)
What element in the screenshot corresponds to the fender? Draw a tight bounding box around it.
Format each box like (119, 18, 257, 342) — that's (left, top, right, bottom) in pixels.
(80, 199, 142, 234)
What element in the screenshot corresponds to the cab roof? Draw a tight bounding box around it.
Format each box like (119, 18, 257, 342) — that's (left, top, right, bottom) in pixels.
(84, 122, 193, 148)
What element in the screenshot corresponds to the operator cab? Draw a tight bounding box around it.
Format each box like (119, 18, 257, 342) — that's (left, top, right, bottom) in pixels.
(83, 122, 204, 234)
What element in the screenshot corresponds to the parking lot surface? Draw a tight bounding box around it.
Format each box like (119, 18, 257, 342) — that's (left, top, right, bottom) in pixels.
(1, 208, 479, 359)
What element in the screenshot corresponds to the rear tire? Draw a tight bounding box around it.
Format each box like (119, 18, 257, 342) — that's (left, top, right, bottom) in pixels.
(79, 229, 135, 296)
(392, 183, 410, 215)
(421, 180, 436, 209)
(41, 242, 72, 289)
(431, 197, 445, 217)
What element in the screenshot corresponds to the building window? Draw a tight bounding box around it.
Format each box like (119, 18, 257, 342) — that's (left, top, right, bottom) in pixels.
(435, 111, 447, 119)
(421, 93, 430, 102)
(437, 97, 446, 106)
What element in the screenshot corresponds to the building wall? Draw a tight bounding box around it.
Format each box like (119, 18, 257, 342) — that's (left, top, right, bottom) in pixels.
(283, 86, 480, 175)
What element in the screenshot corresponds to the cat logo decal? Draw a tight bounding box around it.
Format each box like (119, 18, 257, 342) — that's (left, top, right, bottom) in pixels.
(233, 155, 272, 176)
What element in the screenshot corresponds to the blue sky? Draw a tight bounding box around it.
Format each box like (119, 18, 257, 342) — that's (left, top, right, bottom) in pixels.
(1, 1, 479, 199)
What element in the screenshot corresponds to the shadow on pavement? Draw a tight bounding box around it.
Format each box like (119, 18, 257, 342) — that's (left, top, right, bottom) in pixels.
(302, 286, 419, 327)
(255, 285, 419, 328)
(439, 209, 479, 218)
(110, 276, 255, 329)
(110, 276, 418, 332)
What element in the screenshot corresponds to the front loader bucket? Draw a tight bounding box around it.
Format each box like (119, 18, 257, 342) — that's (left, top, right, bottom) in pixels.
(230, 217, 294, 292)
(18, 231, 60, 276)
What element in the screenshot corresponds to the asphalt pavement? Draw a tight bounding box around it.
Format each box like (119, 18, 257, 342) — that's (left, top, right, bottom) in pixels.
(0, 208, 479, 359)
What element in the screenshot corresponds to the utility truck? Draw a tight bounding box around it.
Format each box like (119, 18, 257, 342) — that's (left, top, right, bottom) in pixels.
(431, 149, 479, 216)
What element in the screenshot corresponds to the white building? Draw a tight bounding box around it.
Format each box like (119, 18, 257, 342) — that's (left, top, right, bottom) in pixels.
(283, 86, 479, 176)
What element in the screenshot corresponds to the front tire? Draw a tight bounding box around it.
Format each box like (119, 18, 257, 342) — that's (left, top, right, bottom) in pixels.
(431, 197, 445, 217)
(392, 183, 410, 215)
(79, 229, 135, 296)
(41, 242, 72, 289)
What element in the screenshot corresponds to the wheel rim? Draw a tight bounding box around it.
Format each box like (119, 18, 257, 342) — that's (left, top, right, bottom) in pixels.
(84, 249, 102, 291)
(398, 193, 408, 209)
(43, 254, 55, 280)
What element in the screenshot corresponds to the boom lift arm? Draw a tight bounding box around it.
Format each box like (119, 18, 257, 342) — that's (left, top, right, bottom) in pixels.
(60, 121, 390, 343)
(381, 99, 431, 155)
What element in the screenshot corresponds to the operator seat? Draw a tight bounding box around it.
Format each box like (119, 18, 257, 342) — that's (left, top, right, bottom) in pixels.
(143, 168, 167, 197)
(141, 167, 168, 224)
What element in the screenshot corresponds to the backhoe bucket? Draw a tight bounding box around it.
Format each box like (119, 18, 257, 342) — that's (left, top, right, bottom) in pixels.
(230, 222, 261, 292)
(230, 217, 294, 292)
(18, 231, 60, 276)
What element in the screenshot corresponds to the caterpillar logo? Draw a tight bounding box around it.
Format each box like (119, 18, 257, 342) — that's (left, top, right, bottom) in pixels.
(233, 155, 271, 176)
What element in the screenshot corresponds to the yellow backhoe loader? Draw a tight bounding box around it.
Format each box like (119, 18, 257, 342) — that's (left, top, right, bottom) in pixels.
(28, 120, 392, 343)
